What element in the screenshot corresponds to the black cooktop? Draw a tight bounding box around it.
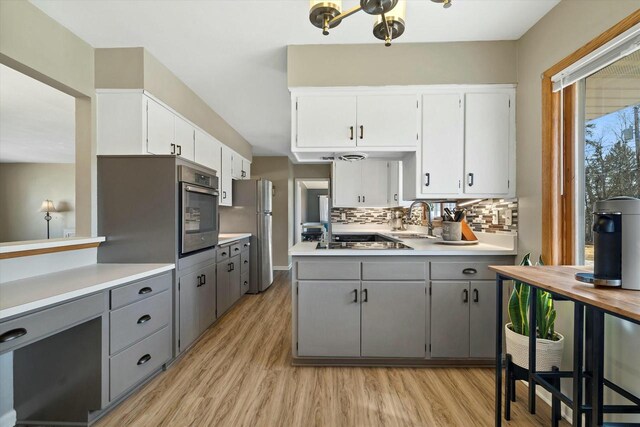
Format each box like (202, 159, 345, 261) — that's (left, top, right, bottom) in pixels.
(316, 241, 413, 250)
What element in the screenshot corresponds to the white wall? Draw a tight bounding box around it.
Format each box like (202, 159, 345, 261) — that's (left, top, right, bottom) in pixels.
(516, 1, 640, 421)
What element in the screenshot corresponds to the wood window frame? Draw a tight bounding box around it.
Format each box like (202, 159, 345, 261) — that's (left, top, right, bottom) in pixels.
(541, 11, 640, 265)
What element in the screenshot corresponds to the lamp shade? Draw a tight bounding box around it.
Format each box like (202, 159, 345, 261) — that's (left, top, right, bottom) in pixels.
(40, 200, 56, 213)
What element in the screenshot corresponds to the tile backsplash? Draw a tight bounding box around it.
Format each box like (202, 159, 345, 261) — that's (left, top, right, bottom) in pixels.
(331, 198, 518, 234)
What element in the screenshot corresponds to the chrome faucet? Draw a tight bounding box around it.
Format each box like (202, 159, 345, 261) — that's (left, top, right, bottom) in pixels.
(406, 201, 434, 236)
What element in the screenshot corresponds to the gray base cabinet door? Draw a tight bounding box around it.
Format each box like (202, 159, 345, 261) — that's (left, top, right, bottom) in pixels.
(469, 281, 497, 358)
(229, 255, 241, 306)
(179, 271, 200, 352)
(297, 281, 360, 357)
(361, 281, 426, 358)
(216, 262, 231, 316)
(431, 281, 470, 358)
(198, 264, 217, 332)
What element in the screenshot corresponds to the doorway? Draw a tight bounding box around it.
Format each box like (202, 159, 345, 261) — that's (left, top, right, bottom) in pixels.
(294, 178, 330, 244)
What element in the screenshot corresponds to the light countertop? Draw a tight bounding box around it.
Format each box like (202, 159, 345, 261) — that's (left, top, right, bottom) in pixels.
(0, 263, 174, 321)
(0, 236, 106, 254)
(290, 228, 517, 257)
(218, 233, 252, 245)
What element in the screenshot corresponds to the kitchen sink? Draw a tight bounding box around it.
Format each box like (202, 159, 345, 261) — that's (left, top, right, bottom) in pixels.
(388, 233, 436, 239)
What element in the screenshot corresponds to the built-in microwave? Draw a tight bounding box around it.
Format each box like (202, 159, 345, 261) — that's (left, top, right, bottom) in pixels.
(178, 165, 219, 256)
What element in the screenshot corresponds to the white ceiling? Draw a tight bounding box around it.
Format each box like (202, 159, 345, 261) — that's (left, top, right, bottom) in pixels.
(0, 64, 75, 163)
(30, 0, 559, 157)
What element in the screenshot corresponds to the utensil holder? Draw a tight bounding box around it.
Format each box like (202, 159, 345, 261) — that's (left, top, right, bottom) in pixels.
(442, 222, 462, 241)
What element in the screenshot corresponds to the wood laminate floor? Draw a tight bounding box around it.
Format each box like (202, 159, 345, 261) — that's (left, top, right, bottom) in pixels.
(97, 271, 567, 427)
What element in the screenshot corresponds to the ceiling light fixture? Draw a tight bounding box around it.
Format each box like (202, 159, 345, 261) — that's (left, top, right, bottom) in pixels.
(310, 0, 431, 47)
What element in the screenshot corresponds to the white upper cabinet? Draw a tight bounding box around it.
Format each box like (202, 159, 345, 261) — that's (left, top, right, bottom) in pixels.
(356, 95, 418, 147)
(231, 151, 243, 180)
(464, 93, 511, 195)
(360, 160, 389, 206)
(97, 91, 246, 191)
(173, 116, 195, 161)
(146, 97, 175, 155)
(146, 97, 194, 161)
(293, 92, 418, 151)
(333, 161, 362, 207)
(421, 93, 463, 195)
(402, 86, 515, 200)
(332, 160, 393, 208)
(220, 145, 233, 207)
(296, 95, 357, 149)
(194, 128, 221, 173)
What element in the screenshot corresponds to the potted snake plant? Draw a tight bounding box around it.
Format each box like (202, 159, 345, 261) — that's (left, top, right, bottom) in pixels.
(505, 253, 565, 370)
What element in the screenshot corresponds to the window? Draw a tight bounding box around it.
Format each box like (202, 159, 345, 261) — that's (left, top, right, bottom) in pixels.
(578, 51, 640, 264)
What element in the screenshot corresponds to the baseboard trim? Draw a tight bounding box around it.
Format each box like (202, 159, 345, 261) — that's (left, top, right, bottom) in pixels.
(0, 409, 17, 427)
(273, 264, 292, 271)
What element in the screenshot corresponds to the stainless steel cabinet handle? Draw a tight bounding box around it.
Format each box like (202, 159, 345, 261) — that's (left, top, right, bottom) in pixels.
(358, 196, 361, 203)
(359, 125, 364, 139)
(0, 328, 27, 343)
(201, 274, 206, 285)
(221, 251, 227, 256)
(243, 243, 249, 247)
(138, 287, 153, 295)
(363, 289, 368, 302)
(362, 195, 365, 203)
(353, 289, 358, 303)
(473, 289, 479, 303)
(137, 314, 151, 324)
(222, 191, 227, 199)
(170, 143, 176, 155)
(137, 354, 151, 365)
(468, 173, 474, 187)
(227, 263, 232, 272)
(197, 275, 202, 286)
(425, 173, 430, 187)
(244, 260, 248, 264)
(462, 268, 477, 275)
(177, 145, 182, 156)
(234, 247, 240, 252)
(463, 289, 469, 303)
(230, 262, 235, 271)
(394, 194, 398, 201)
(349, 126, 354, 140)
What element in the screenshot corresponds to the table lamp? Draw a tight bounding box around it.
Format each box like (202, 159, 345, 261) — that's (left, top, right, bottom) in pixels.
(40, 199, 56, 239)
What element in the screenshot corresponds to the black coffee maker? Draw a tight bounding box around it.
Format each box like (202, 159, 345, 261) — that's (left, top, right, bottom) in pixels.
(592, 210, 622, 285)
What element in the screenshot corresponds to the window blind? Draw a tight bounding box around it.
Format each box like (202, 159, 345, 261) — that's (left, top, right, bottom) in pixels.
(551, 23, 640, 92)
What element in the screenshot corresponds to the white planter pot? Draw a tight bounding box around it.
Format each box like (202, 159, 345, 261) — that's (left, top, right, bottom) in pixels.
(505, 323, 564, 371)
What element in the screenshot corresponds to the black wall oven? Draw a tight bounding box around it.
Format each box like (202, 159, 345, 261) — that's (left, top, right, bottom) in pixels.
(178, 165, 219, 256)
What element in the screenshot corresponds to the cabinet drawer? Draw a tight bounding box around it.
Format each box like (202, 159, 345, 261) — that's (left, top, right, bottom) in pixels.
(362, 262, 426, 281)
(240, 238, 251, 251)
(217, 246, 231, 262)
(0, 293, 104, 355)
(230, 243, 243, 257)
(110, 273, 171, 310)
(241, 272, 250, 295)
(431, 262, 499, 281)
(297, 261, 360, 280)
(110, 290, 171, 354)
(241, 251, 250, 274)
(110, 326, 171, 400)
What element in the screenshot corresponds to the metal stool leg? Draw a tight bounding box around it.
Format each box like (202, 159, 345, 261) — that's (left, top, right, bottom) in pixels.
(505, 354, 512, 420)
(552, 365, 561, 427)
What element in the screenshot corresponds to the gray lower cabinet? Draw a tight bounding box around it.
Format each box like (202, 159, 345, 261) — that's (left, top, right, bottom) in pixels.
(430, 280, 496, 358)
(361, 281, 426, 358)
(297, 281, 361, 357)
(179, 263, 216, 352)
(469, 281, 497, 358)
(216, 254, 241, 316)
(430, 281, 470, 358)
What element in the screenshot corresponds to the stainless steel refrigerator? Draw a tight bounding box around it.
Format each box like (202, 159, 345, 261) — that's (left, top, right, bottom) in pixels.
(219, 179, 274, 293)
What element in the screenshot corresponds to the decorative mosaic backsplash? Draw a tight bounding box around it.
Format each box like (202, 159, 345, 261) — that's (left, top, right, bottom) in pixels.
(331, 198, 518, 234)
(464, 198, 518, 234)
(331, 207, 423, 226)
